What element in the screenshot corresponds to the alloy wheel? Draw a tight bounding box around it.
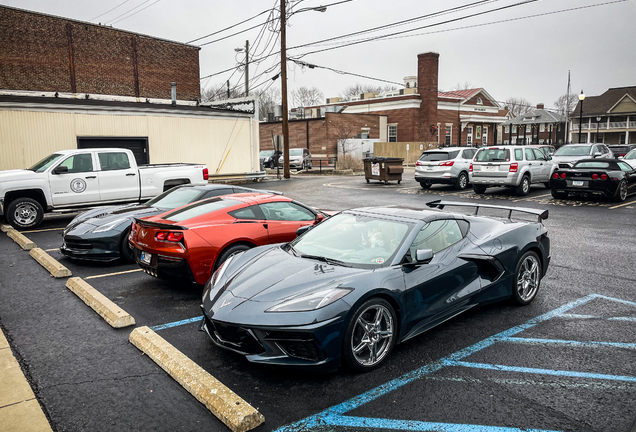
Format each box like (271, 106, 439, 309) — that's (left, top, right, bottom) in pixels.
(516, 254, 540, 302)
(14, 203, 38, 226)
(350, 304, 394, 367)
(619, 181, 627, 201)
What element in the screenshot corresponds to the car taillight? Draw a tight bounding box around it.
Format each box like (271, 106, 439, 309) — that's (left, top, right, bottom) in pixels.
(203, 168, 209, 181)
(167, 232, 184, 242)
(600, 174, 608, 180)
(439, 161, 454, 166)
(560, 173, 566, 179)
(469, 163, 473, 172)
(156, 232, 168, 240)
(131, 222, 137, 233)
(552, 172, 559, 179)
(416, 160, 424, 166)
(591, 174, 599, 180)
(509, 163, 518, 172)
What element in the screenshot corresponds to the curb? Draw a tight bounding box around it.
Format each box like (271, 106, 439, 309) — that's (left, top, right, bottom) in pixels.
(7, 229, 36, 250)
(129, 326, 264, 432)
(29, 248, 71, 278)
(66, 277, 135, 328)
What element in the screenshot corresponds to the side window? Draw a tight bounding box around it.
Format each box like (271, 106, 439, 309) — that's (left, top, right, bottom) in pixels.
(409, 219, 464, 257)
(525, 148, 536, 161)
(462, 149, 473, 159)
(98, 152, 131, 171)
(592, 145, 600, 155)
(532, 149, 546, 160)
(229, 205, 262, 220)
(617, 161, 633, 172)
(260, 202, 315, 221)
(58, 154, 94, 173)
(202, 188, 233, 199)
(514, 149, 524, 161)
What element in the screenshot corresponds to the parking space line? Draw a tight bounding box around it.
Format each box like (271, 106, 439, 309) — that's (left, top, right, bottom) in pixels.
(21, 227, 64, 233)
(503, 337, 636, 349)
(558, 313, 636, 321)
(150, 316, 202, 332)
(85, 269, 143, 279)
(609, 199, 636, 209)
(274, 293, 636, 432)
(44, 248, 59, 252)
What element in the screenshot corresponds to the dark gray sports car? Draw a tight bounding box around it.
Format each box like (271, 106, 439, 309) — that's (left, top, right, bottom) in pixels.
(200, 200, 550, 372)
(61, 184, 278, 262)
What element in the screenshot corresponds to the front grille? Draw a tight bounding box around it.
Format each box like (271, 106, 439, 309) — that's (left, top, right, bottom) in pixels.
(265, 331, 322, 361)
(210, 320, 264, 355)
(64, 239, 92, 251)
(558, 163, 572, 169)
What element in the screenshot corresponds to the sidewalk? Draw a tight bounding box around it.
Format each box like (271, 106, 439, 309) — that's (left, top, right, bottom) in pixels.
(0, 328, 52, 432)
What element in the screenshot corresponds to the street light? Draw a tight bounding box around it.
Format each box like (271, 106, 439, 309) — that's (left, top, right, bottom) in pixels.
(596, 115, 601, 144)
(235, 40, 249, 97)
(578, 90, 585, 143)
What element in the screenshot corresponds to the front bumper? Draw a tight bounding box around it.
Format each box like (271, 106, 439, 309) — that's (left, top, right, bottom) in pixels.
(133, 247, 197, 283)
(199, 309, 345, 372)
(60, 232, 122, 262)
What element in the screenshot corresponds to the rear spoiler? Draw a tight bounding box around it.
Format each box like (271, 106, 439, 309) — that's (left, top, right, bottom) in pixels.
(133, 218, 189, 230)
(426, 200, 549, 222)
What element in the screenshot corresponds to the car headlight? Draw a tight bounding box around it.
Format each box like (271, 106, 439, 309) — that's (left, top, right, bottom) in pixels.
(89, 218, 129, 233)
(266, 287, 353, 312)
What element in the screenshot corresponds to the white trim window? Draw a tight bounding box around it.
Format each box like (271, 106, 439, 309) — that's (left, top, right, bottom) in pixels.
(467, 126, 473, 145)
(505, 125, 510, 133)
(445, 125, 452, 145)
(477, 97, 483, 105)
(512, 125, 517, 133)
(540, 123, 545, 132)
(482, 126, 488, 144)
(388, 124, 397, 142)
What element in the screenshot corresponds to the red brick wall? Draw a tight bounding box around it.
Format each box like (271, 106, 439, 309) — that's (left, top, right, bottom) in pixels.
(418, 52, 439, 139)
(0, 6, 200, 100)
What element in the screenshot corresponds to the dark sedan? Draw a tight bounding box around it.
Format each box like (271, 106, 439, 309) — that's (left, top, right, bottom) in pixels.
(549, 159, 636, 202)
(200, 200, 550, 372)
(60, 184, 278, 262)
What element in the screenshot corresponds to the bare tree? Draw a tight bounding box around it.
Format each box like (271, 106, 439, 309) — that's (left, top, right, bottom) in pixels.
(415, 122, 438, 143)
(253, 87, 280, 121)
(452, 81, 474, 91)
(201, 82, 242, 103)
(340, 83, 382, 100)
(554, 93, 578, 118)
(329, 118, 359, 157)
(505, 97, 533, 117)
(290, 86, 324, 108)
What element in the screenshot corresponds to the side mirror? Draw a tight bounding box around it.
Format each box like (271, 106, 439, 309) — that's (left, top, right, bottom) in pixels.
(618, 156, 624, 160)
(296, 225, 313, 236)
(415, 249, 434, 264)
(53, 165, 69, 174)
(315, 213, 324, 224)
(593, 152, 602, 158)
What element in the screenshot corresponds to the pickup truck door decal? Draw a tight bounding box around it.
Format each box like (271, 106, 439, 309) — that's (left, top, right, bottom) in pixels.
(50, 153, 101, 206)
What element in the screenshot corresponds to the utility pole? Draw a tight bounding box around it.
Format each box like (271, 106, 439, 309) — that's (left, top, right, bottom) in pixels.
(244, 40, 249, 97)
(280, 0, 290, 179)
(226, 80, 230, 99)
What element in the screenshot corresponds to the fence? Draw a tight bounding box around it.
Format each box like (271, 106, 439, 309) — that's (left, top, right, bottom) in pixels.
(373, 142, 439, 165)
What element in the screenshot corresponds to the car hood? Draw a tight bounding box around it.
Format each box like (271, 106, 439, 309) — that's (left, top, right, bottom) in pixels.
(551, 154, 590, 163)
(223, 246, 366, 303)
(65, 204, 163, 234)
(0, 169, 37, 182)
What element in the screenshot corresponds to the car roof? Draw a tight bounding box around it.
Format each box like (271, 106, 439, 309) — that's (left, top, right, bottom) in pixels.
(220, 193, 289, 204)
(425, 147, 465, 152)
(345, 206, 459, 223)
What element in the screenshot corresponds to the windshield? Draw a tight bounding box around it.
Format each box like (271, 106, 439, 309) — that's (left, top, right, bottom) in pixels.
(28, 154, 64, 172)
(145, 187, 203, 210)
(290, 149, 303, 156)
(624, 149, 636, 160)
(291, 212, 413, 268)
(259, 150, 274, 157)
(574, 161, 611, 169)
(419, 151, 459, 161)
(554, 145, 592, 156)
(164, 198, 241, 223)
(475, 148, 510, 162)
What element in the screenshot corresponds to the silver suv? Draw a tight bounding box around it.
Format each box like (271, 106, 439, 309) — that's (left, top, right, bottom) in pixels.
(470, 145, 557, 196)
(278, 148, 312, 171)
(414, 147, 477, 190)
(551, 143, 613, 168)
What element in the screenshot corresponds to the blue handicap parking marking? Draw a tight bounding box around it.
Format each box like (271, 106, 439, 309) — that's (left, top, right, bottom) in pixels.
(150, 316, 202, 331)
(275, 294, 636, 432)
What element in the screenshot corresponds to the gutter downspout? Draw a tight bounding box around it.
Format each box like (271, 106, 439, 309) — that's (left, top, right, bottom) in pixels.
(250, 116, 254, 172)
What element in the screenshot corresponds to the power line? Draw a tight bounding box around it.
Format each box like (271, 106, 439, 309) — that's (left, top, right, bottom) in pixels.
(186, 8, 274, 44)
(104, 0, 153, 24)
(110, 0, 163, 24)
(89, 0, 133, 22)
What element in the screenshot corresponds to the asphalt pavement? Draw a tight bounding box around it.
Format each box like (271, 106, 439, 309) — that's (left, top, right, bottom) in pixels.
(0, 172, 634, 432)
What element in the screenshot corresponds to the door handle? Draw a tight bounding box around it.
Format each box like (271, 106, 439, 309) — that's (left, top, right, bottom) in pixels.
(263, 223, 268, 229)
(85, 176, 97, 179)
(126, 173, 136, 176)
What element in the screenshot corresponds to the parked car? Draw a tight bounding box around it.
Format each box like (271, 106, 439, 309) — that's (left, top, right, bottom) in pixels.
(200, 200, 550, 372)
(414, 147, 476, 190)
(470, 145, 556, 195)
(0, 148, 208, 229)
(259, 149, 281, 169)
(129, 193, 325, 284)
(607, 144, 636, 158)
(278, 148, 312, 171)
(549, 159, 636, 202)
(528, 144, 556, 158)
(622, 149, 636, 169)
(60, 184, 279, 262)
(551, 143, 613, 169)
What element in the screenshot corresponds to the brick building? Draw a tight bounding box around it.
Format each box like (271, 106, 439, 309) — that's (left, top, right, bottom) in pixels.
(303, 52, 508, 148)
(259, 113, 386, 157)
(501, 104, 566, 145)
(0, 5, 200, 100)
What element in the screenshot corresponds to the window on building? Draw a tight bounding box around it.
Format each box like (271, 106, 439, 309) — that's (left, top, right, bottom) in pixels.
(620, 133, 626, 144)
(540, 123, 545, 132)
(388, 124, 397, 142)
(477, 97, 483, 105)
(482, 126, 488, 144)
(476, 126, 481, 140)
(445, 125, 452, 145)
(505, 125, 510, 133)
(467, 126, 473, 145)
(512, 125, 517, 133)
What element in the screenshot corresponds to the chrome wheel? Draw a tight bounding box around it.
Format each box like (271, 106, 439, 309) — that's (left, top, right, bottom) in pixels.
(350, 303, 394, 368)
(516, 254, 540, 302)
(522, 177, 529, 194)
(456, 172, 468, 190)
(14, 202, 38, 226)
(617, 180, 628, 201)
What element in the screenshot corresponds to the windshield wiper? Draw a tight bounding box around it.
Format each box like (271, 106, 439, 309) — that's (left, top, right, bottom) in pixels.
(300, 254, 351, 267)
(286, 244, 301, 257)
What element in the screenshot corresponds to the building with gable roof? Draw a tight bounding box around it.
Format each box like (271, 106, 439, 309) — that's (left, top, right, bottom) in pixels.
(501, 104, 566, 145)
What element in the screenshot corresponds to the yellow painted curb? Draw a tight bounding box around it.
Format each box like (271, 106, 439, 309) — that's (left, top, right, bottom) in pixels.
(130, 327, 264, 432)
(1, 224, 13, 232)
(65, 277, 135, 328)
(7, 230, 36, 250)
(29, 248, 71, 278)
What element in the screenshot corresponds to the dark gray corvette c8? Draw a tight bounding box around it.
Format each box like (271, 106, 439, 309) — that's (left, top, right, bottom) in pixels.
(61, 184, 278, 262)
(200, 200, 551, 372)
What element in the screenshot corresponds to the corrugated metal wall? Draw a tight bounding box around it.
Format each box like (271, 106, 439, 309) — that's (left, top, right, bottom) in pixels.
(0, 109, 257, 174)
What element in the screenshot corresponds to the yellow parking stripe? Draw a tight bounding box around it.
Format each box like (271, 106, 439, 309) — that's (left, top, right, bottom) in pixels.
(85, 269, 143, 280)
(21, 227, 64, 233)
(609, 199, 636, 210)
(45, 248, 59, 252)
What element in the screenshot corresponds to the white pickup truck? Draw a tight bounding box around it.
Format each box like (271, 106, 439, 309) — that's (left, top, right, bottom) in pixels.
(0, 148, 208, 229)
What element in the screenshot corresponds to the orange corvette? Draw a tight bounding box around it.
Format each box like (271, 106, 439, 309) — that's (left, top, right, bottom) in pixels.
(129, 193, 325, 284)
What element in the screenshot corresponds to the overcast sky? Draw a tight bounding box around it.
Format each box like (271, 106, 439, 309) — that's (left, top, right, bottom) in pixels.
(2, 0, 634, 110)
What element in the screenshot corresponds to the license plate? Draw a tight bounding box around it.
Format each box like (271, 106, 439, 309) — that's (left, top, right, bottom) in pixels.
(427, 166, 434, 170)
(572, 180, 584, 187)
(140, 251, 152, 265)
(484, 166, 497, 171)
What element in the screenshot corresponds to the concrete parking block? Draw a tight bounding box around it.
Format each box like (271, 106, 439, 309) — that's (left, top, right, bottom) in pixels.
(29, 248, 71, 278)
(129, 326, 265, 432)
(7, 229, 36, 250)
(65, 277, 135, 328)
(1, 224, 13, 232)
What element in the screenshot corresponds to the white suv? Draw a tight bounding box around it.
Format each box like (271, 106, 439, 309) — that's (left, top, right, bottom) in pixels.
(470, 146, 557, 196)
(414, 147, 477, 190)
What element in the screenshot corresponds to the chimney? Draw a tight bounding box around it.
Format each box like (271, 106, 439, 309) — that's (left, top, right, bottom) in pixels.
(417, 52, 439, 139)
(537, 103, 544, 109)
(170, 82, 177, 106)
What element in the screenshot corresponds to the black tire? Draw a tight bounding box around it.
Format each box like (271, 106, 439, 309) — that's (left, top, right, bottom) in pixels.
(511, 251, 542, 305)
(342, 297, 397, 372)
(6, 197, 44, 230)
(613, 180, 628, 202)
(455, 172, 469, 190)
(543, 182, 551, 189)
(397, 180, 401, 184)
(473, 184, 487, 194)
(515, 175, 531, 196)
(420, 182, 431, 189)
(213, 243, 251, 272)
(366, 178, 370, 184)
(119, 228, 136, 263)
